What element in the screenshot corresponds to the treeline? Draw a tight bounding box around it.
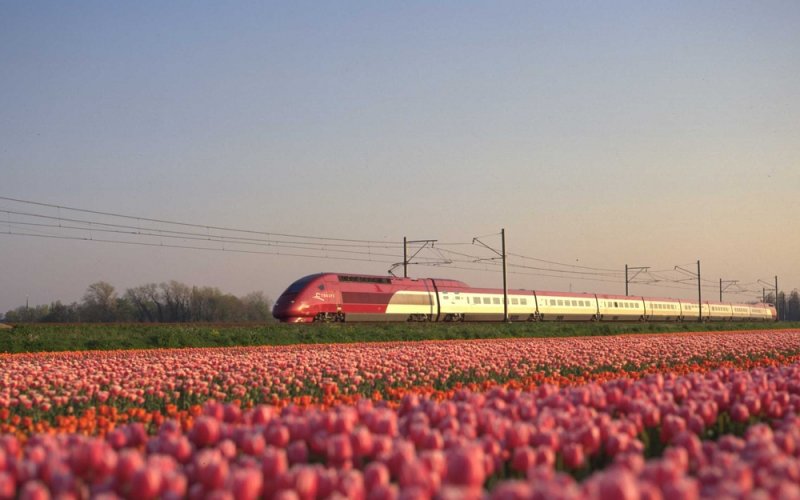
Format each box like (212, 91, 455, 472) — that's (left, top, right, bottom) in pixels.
(2, 281, 275, 323)
(766, 291, 800, 321)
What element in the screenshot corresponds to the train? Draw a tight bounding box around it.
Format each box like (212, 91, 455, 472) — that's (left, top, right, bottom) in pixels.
(272, 273, 777, 323)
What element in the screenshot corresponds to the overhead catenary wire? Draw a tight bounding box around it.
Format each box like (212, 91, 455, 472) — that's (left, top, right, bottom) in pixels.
(0, 196, 776, 301)
(0, 196, 402, 245)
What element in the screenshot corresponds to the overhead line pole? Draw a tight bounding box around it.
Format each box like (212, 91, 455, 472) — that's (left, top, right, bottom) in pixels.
(720, 279, 738, 302)
(472, 229, 509, 322)
(758, 276, 779, 321)
(403, 237, 407, 278)
(397, 238, 440, 277)
(502, 228, 508, 323)
(698, 260, 702, 322)
(674, 260, 701, 322)
(625, 265, 649, 296)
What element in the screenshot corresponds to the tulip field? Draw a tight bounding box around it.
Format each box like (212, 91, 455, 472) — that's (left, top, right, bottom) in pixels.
(2, 330, 800, 498)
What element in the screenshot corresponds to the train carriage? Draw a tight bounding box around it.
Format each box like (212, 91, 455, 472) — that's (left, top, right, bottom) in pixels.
(273, 272, 778, 324)
(596, 294, 645, 321)
(446, 287, 536, 322)
(535, 291, 598, 321)
(708, 302, 734, 321)
(643, 297, 682, 321)
(731, 304, 752, 321)
(679, 302, 712, 322)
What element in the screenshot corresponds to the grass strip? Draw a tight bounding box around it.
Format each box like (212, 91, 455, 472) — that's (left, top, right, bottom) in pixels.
(1, 321, 799, 353)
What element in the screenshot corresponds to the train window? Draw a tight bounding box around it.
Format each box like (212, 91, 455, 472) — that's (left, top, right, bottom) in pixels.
(338, 275, 392, 284)
(571, 300, 577, 306)
(286, 275, 320, 293)
(511, 298, 519, 305)
(521, 298, 527, 305)
(493, 297, 501, 304)
(614, 302, 618, 308)
(558, 300, 564, 306)
(483, 297, 491, 304)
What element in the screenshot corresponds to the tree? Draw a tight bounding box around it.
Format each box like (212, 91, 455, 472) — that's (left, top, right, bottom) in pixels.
(190, 286, 223, 322)
(81, 281, 118, 322)
(241, 291, 274, 322)
(3, 304, 48, 323)
(160, 281, 191, 322)
(125, 284, 163, 322)
(787, 290, 800, 321)
(41, 301, 79, 323)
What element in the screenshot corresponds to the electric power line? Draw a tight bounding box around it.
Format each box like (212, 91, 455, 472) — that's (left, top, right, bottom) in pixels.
(0, 196, 778, 301)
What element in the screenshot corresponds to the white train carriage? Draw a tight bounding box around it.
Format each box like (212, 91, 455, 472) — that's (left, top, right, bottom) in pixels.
(708, 302, 733, 321)
(679, 302, 711, 321)
(643, 298, 682, 321)
(441, 288, 536, 322)
(748, 305, 772, 322)
(535, 291, 598, 321)
(731, 305, 751, 321)
(596, 294, 645, 321)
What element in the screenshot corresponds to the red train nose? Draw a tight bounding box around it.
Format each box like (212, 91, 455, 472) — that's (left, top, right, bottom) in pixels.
(272, 293, 300, 321)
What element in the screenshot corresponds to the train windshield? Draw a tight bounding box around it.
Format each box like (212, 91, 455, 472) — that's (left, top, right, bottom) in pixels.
(284, 275, 320, 294)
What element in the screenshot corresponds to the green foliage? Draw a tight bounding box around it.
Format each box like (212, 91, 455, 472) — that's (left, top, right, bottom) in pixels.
(2, 280, 275, 324)
(0, 321, 798, 353)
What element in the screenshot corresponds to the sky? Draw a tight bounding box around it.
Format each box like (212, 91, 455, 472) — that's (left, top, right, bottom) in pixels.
(1, 1, 799, 313)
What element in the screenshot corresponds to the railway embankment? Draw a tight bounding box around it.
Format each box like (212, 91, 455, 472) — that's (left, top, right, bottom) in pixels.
(1, 321, 799, 353)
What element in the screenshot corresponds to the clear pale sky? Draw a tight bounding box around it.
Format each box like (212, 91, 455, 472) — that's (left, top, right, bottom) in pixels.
(1, 1, 798, 312)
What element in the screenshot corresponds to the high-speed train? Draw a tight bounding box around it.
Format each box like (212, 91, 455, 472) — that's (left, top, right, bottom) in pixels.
(272, 273, 777, 323)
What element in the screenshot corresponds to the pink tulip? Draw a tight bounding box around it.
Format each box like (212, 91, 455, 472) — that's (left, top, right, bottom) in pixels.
(191, 416, 221, 447)
(445, 447, 485, 488)
(129, 466, 162, 500)
(231, 468, 262, 500)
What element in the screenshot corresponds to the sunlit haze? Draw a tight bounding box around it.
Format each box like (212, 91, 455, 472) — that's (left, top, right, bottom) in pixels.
(1, 2, 798, 313)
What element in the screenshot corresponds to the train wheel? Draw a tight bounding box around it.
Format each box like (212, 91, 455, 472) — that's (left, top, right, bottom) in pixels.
(313, 313, 331, 323)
